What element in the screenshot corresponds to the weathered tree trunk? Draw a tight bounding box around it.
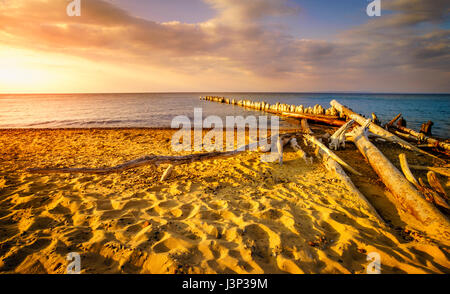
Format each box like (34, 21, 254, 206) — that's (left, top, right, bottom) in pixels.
(330, 100, 443, 161)
(28, 135, 290, 175)
(347, 124, 450, 245)
(394, 125, 450, 151)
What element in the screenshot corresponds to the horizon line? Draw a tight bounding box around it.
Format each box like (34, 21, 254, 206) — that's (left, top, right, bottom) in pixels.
(1, 91, 450, 95)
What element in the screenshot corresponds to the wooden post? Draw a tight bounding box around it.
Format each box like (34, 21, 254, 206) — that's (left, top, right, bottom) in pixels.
(385, 113, 402, 129)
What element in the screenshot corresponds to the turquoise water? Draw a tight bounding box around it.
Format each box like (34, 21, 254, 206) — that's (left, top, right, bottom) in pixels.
(0, 93, 448, 137)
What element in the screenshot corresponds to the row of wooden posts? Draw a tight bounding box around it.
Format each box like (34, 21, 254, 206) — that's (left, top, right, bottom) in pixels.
(201, 96, 339, 117)
(202, 95, 450, 153)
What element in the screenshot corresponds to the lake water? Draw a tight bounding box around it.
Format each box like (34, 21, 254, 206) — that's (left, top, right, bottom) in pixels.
(0, 93, 448, 137)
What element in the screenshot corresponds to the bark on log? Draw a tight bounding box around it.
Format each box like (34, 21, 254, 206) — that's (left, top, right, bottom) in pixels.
(347, 123, 450, 244)
(330, 100, 443, 161)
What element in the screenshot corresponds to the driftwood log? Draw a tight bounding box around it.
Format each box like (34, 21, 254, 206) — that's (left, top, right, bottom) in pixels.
(330, 100, 443, 161)
(280, 112, 346, 126)
(28, 135, 293, 175)
(28, 152, 251, 175)
(347, 121, 450, 244)
(329, 120, 354, 151)
(303, 134, 361, 176)
(393, 130, 418, 142)
(393, 124, 450, 151)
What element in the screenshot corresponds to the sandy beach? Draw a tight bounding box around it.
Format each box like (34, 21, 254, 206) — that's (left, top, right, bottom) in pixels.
(0, 128, 448, 274)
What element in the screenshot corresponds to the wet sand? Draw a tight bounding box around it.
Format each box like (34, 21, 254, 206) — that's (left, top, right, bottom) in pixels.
(0, 128, 449, 273)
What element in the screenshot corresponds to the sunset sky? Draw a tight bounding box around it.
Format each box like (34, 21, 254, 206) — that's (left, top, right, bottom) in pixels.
(0, 0, 449, 93)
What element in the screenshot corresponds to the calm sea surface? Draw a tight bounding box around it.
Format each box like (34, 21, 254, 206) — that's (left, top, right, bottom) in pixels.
(0, 93, 449, 137)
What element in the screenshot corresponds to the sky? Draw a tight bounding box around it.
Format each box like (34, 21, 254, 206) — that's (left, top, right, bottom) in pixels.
(0, 0, 449, 93)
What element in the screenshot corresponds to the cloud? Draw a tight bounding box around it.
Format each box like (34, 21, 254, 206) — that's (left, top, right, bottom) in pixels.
(205, 0, 299, 25)
(0, 0, 448, 92)
(340, 0, 450, 74)
(384, 0, 450, 25)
